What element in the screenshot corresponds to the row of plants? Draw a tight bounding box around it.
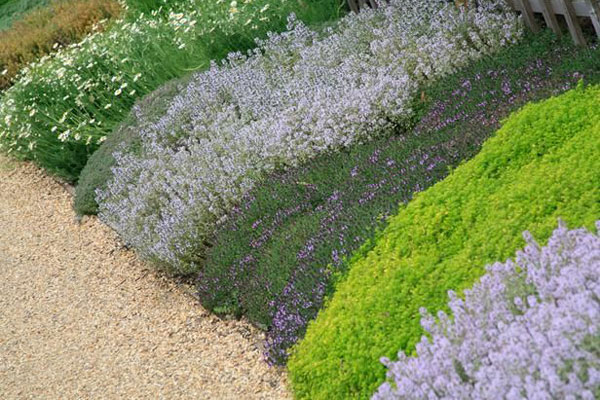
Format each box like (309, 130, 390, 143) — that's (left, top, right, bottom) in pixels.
(288, 83, 600, 398)
(93, 0, 521, 281)
(0, 0, 343, 181)
(374, 221, 600, 399)
(0, 0, 122, 90)
(193, 31, 600, 365)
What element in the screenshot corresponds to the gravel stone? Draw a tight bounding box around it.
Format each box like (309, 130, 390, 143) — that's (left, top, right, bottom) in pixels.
(0, 155, 290, 399)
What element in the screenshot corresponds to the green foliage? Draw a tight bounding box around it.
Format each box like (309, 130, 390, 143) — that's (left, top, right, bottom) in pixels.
(0, 0, 343, 182)
(74, 76, 186, 215)
(193, 30, 600, 363)
(0, 0, 47, 31)
(288, 84, 600, 399)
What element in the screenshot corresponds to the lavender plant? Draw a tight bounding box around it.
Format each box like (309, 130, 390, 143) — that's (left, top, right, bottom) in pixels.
(0, 0, 342, 181)
(374, 221, 600, 400)
(98, 0, 522, 275)
(198, 30, 600, 366)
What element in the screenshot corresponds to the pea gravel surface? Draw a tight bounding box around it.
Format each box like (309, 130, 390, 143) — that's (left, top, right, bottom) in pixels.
(0, 155, 290, 399)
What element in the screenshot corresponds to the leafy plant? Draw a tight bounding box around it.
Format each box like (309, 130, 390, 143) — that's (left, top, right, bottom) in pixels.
(288, 84, 600, 399)
(0, 0, 48, 31)
(196, 31, 600, 364)
(0, 0, 122, 90)
(97, 0, 520, 276)
(374, 221, 600, 399)
(0, 0, 343, 181)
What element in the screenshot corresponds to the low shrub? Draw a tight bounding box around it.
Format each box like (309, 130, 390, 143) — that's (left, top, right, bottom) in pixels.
(196, 31, 600, 364)
(0, 0, 343, 181)
(374, 221, 600, 399)
(0, 0, 122, 90)
(74, 76, 186, 215)
(288, 84, 600, 399)
(97, 0, 521, 275)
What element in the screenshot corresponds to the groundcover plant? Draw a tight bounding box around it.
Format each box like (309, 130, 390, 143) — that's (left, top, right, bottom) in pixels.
(0, 0, 341, 181)
(288, 84, 600, 399)
(196, 31, 600, 365)
(97, 0, 521, 277)
(374, 221, 600, 400)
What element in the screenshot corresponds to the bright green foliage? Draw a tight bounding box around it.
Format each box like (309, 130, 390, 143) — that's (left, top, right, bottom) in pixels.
(288, 84, 600, 399)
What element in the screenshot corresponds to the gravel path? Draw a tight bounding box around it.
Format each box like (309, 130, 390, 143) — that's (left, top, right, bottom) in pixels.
(0, 156, 290, 399)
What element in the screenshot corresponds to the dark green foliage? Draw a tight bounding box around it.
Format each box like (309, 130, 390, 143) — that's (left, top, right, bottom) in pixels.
(195, 31, 600, 365)
(289, 83, 600, 399)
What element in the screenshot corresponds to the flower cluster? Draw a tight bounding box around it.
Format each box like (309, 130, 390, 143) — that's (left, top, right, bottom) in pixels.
(196, 31, 600, 365)
(98, 0, 522, 275)
(374, 221, 600, 399)
(0, 0, 340, 181)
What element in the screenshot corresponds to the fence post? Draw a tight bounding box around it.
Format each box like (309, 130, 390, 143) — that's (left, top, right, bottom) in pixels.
(516, 0, 541, 32)
(560, 0, 587, 46)
(539, 0, 562, 35)
(587, 0, 600, 38)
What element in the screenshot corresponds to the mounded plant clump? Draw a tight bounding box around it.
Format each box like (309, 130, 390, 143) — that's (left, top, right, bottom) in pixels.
(97, 0, 521, 276)
(288, 84, 600, 399)
(0, 0, 342, 181)
(374, 221, 600, 399)
(195, 32, 600, 364)
(74, 76, 186, 215)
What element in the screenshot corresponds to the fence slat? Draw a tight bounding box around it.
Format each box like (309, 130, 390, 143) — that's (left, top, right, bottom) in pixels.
(348, 0, 360, 13)
(560, 0, 588, 45)
(588, 0, 600, 38)
(540, 0, 563, 34)
(367, 0, 380, 9)
(517, 0, 542, 32)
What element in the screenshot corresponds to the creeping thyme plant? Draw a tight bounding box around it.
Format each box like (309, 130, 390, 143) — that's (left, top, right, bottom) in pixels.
(288, 84, 600, 399)
(196, 31, 600, 366)
(374, 221, 600, 400)
(97, 0, 521, 276)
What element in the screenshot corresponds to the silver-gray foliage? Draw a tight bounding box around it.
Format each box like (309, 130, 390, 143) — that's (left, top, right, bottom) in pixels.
(98, 0, 522, 274)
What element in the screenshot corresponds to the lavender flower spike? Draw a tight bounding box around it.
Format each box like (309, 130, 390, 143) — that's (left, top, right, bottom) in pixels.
(374, 220, 600, 400)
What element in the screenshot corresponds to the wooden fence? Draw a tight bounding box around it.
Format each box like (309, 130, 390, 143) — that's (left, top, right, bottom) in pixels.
(509, 0, 600, 46)
(347, 0, 600, 46)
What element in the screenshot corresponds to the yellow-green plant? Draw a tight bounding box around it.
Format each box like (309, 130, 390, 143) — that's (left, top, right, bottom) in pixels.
(288, 83, 600, 399)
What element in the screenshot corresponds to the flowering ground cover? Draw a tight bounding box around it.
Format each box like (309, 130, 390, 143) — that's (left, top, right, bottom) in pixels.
(0, 0, 122, 90)
(288, 84, 600, 399)
(194, 31, 600, 365)
(374, 221, 600, 399)
(0, 0, 342, 181)
(96, 0, 520, 278)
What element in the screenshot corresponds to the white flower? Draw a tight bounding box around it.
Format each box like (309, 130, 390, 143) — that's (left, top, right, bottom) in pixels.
(58, 129, 71, 141)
